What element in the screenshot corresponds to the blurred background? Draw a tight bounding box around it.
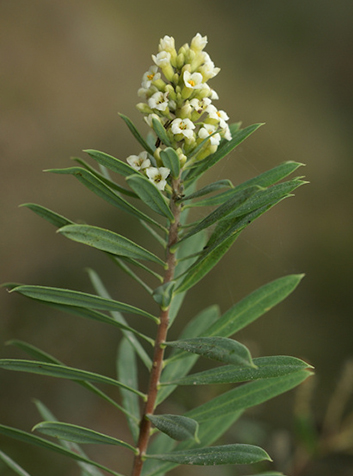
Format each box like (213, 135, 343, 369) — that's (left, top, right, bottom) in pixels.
(1, 0, 353, 475)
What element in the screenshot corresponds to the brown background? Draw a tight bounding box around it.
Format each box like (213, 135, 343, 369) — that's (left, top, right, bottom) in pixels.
(1, 1, 353, 475)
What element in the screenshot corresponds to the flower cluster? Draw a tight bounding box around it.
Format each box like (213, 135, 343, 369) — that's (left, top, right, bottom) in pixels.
(126, 33, 232, 191)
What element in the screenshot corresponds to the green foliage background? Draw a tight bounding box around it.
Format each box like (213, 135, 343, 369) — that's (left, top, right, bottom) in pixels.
(1, 1, 352, 475)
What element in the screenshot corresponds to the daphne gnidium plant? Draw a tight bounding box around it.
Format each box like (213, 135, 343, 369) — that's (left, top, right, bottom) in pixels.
(0, 33, 312, 476)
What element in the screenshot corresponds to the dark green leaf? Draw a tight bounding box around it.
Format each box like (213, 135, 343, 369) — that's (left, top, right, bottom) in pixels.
(0, 424, 124, 476)
(0, 359, 146, 398)
(163, 355, 312, 385)
(119, 113, 155, 156)
(58, 224, 165, 266)
(84, 149, 138, 177)
(160, 148, 180, 179)
(152, 281, 176, 310)
(164, 337, 254, 367)
(20, 203, 73, 228)
(145, 443, 270, 465)
(152, 118, 172, 147)
(146, 414, 199, 442)
(33, 421, 137, 452)
(10, 284, 158, 322)
(126, 174, 174, 221)
(180, 180, 233, 202)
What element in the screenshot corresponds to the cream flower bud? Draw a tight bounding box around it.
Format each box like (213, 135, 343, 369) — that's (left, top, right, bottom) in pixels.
(190, 33, 208, 52)
(159, 36, 175, 53)
(152, 51, 171, 67)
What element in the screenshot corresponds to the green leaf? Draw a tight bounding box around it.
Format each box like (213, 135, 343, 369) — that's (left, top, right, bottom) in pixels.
(163, 355, 312, 386)
(126, 174, 174, 221)
(0, 359, 146, 398)
(58, 224, 165, 266)
(164, 337, 255, 367)
(47, 167, 165, 230)
(184, 123, 263, 184)
(186, 370, 312, 423)
(33, 421, 137, 452)
(180, 179, 233, 202)
(204, 274, 304, 337)
(160, 147, 180, 179)
(10, 284, 158, 322)
(145, 443, 270, 465)
(0, 425, 124, 476)
(119, 113, 155, 156)
(20, 203, 73, 228)
(146, 414, 199, 442)
(117, 338, 140, 444)
(152, 118, 172, 147)
(176, 185, 260, 246)
(0, 450, 32, 476)
(152, 281, 176, 310)
(84, 149, 138, 178)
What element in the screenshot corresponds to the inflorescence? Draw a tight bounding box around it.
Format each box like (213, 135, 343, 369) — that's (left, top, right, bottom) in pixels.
(126, 33, 232, 191)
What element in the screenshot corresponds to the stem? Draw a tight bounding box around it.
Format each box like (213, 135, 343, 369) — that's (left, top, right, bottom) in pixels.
(131, 176, 182, 476)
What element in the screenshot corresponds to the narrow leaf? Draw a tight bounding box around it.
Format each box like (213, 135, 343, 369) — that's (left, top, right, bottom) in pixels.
(119, 113, 155, 156)
(0, 359, 146, 398)
(164, 337, 254, 367)
(180, 179, 233, 202)
(146, 414, 199, 442)
(10, 284, 158, 322)
(117, 338, 140, 443)
(160, 147, 180, 179)
(20, 203, 73, 228)
(163, 355, 313, 386)
(58, 224, 165, 266)
(84, 149, 138, 178)
(33, 421, 137, 452)
(152, 118, 172, 147)
(186, 370, 312, 423)
(0, 424, 124, 476)
(126, 174, 174, 221)
(204, 274, 304, 337)
(47, 167, 164, 230)
(0, 450, 31, 476)
(145, 443, 270, 465)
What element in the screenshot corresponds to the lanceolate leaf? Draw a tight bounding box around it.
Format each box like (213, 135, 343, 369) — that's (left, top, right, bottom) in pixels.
(126, 174, 174, 221)
(186, 370, 312, 423)
(180, 179, 233, 202)
(84, 149, 139, 178)
(163, 355, 312, 386)
(119, 113, 155, 156)
(10, 285, 158, 322)
(0, 425, 124, 476)
(203, 274, 304, 338)
(146, 414, 199, 442)
(58, 224, 165, 266)
(145, 444, 270, 465)
(21, 203, 73, 228)
(0, 359, 146, 398)
(165, 337, 255, 367)
(160, 147, 180, 179)
(33, 421, 137, 452)
(47, 167, 165, 230)
(152, 118, 172, 147)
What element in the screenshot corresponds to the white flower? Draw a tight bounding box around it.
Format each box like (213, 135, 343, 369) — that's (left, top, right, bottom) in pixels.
(221, 124, 232, 141)
(171, 118, 195, 139)
(198, 124, 221, 146)
(190, 97, 212, 114)
(146, 166, 170, 191)
(148, 91, 169, 111)
(159, 35, 175, 53)
(206, 104, 229, 128)
(127, 151, 151, 171)
(190, 33, 208, 52)
(152, 51, 171, 68)
(199, 60, 220, 80)
(142, 65, 161, 89)
(183, 71, 204, 90)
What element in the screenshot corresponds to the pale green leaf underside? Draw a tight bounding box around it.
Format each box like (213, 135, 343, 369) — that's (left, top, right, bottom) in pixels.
(0, 359, 146, 398)
(58, 224, 165, 266)
(33, 421, 137, 452)
(147, 414, 199, 442)
(10, 285, 158, 322)
(145, 443, 270, 465)
(0, 424, 124, 476)
(165, 337, 254, 367)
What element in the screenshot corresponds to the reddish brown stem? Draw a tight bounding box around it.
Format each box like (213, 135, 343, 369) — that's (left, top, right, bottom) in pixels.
(131, 177, 182, 476)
